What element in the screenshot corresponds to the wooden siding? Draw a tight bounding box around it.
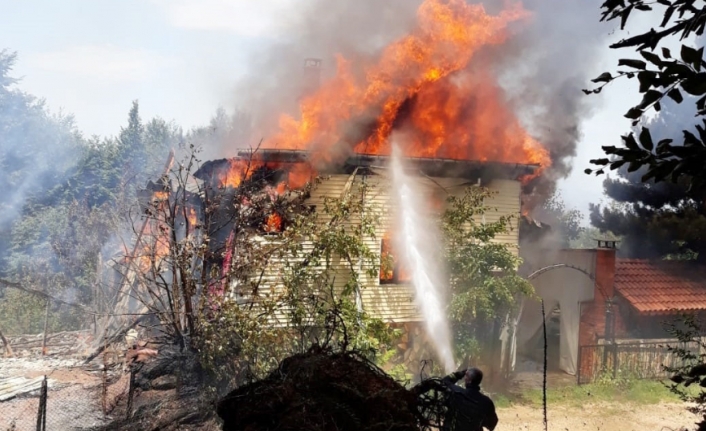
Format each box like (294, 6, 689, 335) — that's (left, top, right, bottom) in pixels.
(230, 172, 522, 324)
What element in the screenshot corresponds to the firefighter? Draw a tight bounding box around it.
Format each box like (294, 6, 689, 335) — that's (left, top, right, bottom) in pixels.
(441, 367, 498, 431)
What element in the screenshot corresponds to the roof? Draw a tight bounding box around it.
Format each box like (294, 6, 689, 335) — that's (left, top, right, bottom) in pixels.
(614, 259, 706, 315)
(233, 149, 539, 181)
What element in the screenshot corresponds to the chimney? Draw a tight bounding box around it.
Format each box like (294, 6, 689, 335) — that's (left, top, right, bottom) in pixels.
(300, 58, 322, 100)
(595, 238, 620, 249)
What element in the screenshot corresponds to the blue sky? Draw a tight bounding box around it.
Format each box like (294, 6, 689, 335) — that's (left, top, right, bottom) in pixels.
(1, 0, 646, 218)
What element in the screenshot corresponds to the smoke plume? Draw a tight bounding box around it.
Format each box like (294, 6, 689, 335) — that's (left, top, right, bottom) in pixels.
(492, 0, 610, 205)
(227, 0, 611, 206)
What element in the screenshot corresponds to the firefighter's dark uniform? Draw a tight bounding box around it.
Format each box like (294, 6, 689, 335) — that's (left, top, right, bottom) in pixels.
(441, 370, 498, 431)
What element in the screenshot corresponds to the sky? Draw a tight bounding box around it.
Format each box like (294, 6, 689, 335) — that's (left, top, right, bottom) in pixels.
(0, 0, 643, 219)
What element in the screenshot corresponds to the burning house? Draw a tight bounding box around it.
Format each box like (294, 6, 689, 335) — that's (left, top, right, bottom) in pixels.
(97, 0, 565, 380)
(186, 148, 539, 375)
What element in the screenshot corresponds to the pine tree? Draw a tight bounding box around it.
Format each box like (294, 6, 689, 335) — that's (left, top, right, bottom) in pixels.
(590, 174, 706, 260)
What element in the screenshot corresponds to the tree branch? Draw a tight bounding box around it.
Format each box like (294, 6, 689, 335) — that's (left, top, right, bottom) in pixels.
(0, 278, 90, 311)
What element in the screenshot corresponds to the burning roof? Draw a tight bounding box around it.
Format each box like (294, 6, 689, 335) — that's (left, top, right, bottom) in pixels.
(195, 149, 539, 192)
(252, 0, 551, 181)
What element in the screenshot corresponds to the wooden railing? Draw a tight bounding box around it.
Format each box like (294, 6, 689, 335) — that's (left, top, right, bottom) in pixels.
(577, 339, 701, 385)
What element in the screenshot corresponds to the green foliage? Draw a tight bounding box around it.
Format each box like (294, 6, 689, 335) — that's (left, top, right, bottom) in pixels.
(0, 49, 82, 272)
(539, 193, 585, 247)
(442, 187, 533, 321)
(0, 54, 181, 335)
(441, 186, 533, 363)
(584, 1, 706, 192)
(452, 332, 480, 365)
(661, 313, 706, 425)
(0, 290, 53, 335)
(0, 199, 116, 333)
(593, 367, 641, 389)
(569, 225, 621, 249)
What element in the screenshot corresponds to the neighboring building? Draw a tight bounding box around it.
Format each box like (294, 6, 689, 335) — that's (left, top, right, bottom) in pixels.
(612, 259, 706, 338)
(513, 244, 706, 384)
(513, 248, 598, 376)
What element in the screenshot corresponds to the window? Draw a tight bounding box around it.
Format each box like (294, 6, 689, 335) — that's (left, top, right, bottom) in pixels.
(379, 232, 411, 284)
(262, 212, 285, 234)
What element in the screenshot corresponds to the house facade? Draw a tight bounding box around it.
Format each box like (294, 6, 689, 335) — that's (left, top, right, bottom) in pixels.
(227, 151, 536, 374)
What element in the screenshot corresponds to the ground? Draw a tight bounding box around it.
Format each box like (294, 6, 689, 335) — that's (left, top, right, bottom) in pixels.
(0, 330, 127, 431)
(496, 402, 696, 431)
(1, 336, 702, 431)
(490, 361, 699, 431)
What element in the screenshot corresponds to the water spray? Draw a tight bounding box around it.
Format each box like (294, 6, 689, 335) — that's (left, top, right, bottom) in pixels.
(390, 142, 455, 373)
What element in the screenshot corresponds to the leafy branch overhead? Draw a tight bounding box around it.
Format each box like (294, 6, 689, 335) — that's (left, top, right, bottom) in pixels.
(584, 0, 706, 191)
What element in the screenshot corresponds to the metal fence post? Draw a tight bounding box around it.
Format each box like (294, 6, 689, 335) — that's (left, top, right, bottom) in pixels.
(612, 343, 618, 379)
(577, 345, 582, 385)
(36, 375, 47, 431)
(126, 367, 136, 420)
(102, 350, 108, 415)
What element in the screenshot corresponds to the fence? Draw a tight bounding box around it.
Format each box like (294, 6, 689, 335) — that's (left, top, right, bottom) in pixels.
(577, 339, 701, 385)
(1, 346, 134, 430)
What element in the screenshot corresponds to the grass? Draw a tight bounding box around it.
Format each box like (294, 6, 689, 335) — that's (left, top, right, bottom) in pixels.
(492, 393, 512, 408)
(501, 378, 697, 408)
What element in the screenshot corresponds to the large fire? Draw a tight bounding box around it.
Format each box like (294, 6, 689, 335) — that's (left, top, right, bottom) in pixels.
(258, 0, 550, 176)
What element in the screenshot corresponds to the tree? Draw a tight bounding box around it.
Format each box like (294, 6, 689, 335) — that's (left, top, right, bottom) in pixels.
(441, 187, 533, 366)
(107, 147, 399, 387)
(117, 101, 179, 195)
(0, 59, 183, 334)
(590, 164, 706, 260)
(0, 49, 81, 268)
(569, 225, 621, 249)
(584, 2, 706, 193)
(0, 50, 92, 334)
(661, 314, 706, 428)
(534, 192, 585, 247)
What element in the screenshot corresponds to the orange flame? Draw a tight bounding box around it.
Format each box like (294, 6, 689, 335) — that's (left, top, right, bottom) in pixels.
(380, 231, 411, 283)
(214, 158, 316, 191)
(260, 0, 550, 179)
(286, 162, 315, 189)
(186, 207, 198, 230)
(216, 159, 264, 189)
(131, 222, 171, 274)
(264, 212, 284, 233)
(153, 191, 169, 201)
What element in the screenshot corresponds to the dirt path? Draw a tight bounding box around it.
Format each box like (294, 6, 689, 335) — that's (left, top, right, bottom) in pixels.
(496, 402, 697, 431)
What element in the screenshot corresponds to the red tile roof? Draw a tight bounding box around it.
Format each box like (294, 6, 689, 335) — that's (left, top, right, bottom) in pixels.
(615, 259, 706, 315)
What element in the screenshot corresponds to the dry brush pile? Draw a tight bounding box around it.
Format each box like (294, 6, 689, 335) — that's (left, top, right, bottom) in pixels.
(216, 345, 449, 431)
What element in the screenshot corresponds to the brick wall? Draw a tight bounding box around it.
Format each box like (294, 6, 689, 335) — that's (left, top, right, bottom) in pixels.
(577, 248, 628, 378)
